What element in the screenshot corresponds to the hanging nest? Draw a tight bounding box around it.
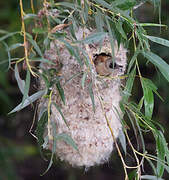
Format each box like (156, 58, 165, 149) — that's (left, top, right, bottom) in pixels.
(38, 27, 127, 168)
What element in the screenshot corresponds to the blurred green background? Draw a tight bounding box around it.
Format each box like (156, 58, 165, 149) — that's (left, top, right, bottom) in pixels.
(0, 1, 169, 180)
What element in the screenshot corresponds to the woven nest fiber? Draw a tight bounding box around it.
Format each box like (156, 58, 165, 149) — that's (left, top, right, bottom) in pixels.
(39, 27, 127, 168)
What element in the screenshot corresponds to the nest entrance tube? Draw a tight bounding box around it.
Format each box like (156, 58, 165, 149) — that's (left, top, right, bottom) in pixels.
(38, 28, 127, 168)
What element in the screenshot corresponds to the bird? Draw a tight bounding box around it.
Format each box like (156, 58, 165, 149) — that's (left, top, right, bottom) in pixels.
(94, 53, 114, 76)
(94, 53, 124, 76)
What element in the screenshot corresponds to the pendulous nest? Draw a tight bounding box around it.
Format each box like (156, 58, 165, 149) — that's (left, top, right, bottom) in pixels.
(38, 27, 127, 168)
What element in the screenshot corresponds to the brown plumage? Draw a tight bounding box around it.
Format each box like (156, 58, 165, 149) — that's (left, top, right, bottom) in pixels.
(94, 53, 113, 76)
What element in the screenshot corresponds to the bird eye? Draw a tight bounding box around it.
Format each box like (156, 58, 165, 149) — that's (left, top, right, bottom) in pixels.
(108, 62, 117, 69)
(114, 63, 123, 69)
(107, 61, 119, 69)
(108, 61, 124, 70)
(114, 63, 117, 68)
(109, 62, 113, 69)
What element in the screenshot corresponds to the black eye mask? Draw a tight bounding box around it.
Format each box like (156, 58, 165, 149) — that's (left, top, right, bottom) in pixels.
(106, 58, 123, 70)
(93, 53, 124, 76)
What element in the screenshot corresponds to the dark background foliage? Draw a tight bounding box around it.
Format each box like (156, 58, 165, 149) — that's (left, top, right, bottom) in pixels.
(0, 0, 169, 179)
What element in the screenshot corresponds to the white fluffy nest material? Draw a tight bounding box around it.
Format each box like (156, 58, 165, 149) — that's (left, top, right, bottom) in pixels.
(39, 28, 127, 168)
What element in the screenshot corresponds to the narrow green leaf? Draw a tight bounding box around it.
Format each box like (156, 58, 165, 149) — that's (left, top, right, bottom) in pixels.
(126, 101, 146, 151)
(8, 90, 46, 114)
(81, 72, 87, 89)
(154, 158, 169, 175)
(36, 110, 48, 147)
(141, 175, 164, 180)
(113, 6, 135, 24)
(136, 26, 150, 50)
(31, 57, 55, 64)
(95, 9, 104, 32)
(128, 169, 137, 180)
(146, 158, 157, 177)
(64, 72, 82, 85)
(0, 29, 8, 34)
(127, 45, 140, 74)
(0, 31, 19, 42)
(55, 2, 81, 10)
(42, 136, 49, 149)
(52, 103, 68, 127)
(158, 131, 169, 167)
(42, 123, 78, 175)
(40, 73, 50, 89)
(26, 33, 43, 57)
(76, 32, 107, 44)
(142, 78, 163, 101)
(156, 131, 166, 177)
(127, 102, 157, 138)
(77, 0, 81, 6)
(144, 35, 169, 48)
(41, 152, 54, 176)
(111, 0, 126, 7)
(115, 21, 127, 40)
(51, 122, 57, 160)
(41, 147, 54, 175)
(142, 51, 169, 83)
(24, 13, 37, 20)
(50, 32, 67, 40)
(138, 97, 144, 110)
(56, 79, 65, 105)
(163, 136, 169, 166)
(123, 66, 136, 102)
(118, 130, 126, 154)
(138, 23, 166, 27)
(141, 78, 154, 119)
(32, 28, 47, 34)
(105, 16, 115, 63)
(88, 82, 95, 112)
(21, 70, 30, 107)
(41, 122, 57, 176)
(126, 110, 140, 149)
(14, 64, 25, 94)
(80, 48, 93, 72)
(60, 39, 82, 66)
(83, 1, 89, 23)
(55, 133, 78, 151)
(9, 43, 23, 51)
(94, 0, 111, 9)
(44, 37, 50, 49)
(135, 110, 146, 151)
(69, 24, 77, 40)
(116, 0, 136, 10)
(0, 58, 19, 72)
(1, 41, 11, 71)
